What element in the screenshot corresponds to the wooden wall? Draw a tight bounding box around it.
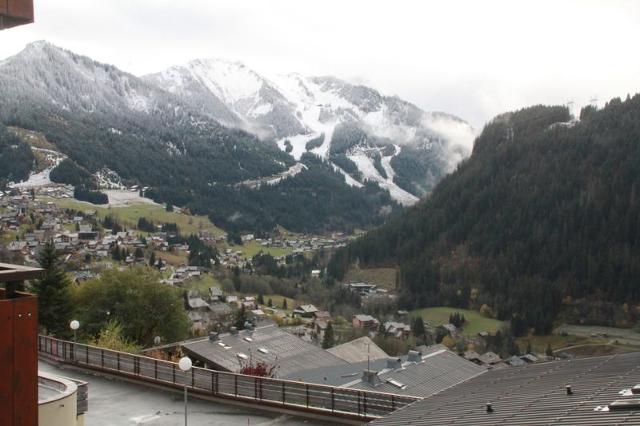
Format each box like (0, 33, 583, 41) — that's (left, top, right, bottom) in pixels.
(0, 0, 34, 29)
(0, 290, 38, 426)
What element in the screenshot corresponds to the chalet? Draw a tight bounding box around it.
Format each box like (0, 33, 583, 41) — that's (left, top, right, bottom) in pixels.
(293, 304, 319, 318)
(348, 282, 378, 296)
(352, 314, 380, 331)
(478, 351, 502, 366)
(384, 321, 411, 339)
(209, 287, 223, 301)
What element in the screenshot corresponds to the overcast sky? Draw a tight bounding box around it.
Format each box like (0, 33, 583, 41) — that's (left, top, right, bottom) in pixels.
(1, 0, 639, 127)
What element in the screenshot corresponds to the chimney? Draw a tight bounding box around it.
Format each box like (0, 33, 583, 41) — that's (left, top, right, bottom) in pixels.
(486, 402, 493, 413)
(361, 370, 381, 387)
(209, 332, 219, 342)
(566, 385, 573, 395)
(230, 326, 239, 335)
(407, 350, 422, 363)
(386, 358, 403, 370)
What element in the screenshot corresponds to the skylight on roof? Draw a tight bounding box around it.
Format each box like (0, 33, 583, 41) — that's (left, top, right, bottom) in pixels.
(386, 378, 407, 389)
(258, 347, 268, 354)
(218, 342, 226, 347)
(244, 337, 253, 342)
(237, 353, 248, 360)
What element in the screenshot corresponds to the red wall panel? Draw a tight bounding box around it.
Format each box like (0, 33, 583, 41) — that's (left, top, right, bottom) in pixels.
(0, 293, 38, 426)
(7, 0, 32, 20)
(13, 296, 38, 426)
(0, 299, 14, 426)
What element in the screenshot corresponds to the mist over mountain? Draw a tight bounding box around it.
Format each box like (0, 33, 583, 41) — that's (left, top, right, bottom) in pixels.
(146, 59, 476, 203)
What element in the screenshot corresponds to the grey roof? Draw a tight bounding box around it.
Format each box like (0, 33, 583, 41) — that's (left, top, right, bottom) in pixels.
(208, 302, 233, 315)
(373, 352, 640, 426)
(284, 358, 392, 386)
(350, 348, 485, 398)
(327, 336, 389, 363)
(182, 324, 346, 378)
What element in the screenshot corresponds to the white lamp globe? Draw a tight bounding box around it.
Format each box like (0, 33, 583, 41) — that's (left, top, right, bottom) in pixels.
(178, 356, 192, 372)
(70, 320, 80, 330)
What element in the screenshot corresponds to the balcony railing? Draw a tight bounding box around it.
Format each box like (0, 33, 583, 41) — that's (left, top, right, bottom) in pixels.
(38, 335, 420, 421)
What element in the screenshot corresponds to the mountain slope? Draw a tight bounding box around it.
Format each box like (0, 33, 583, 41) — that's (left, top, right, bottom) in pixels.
(146, 61, 476, 204)
(0, 41, 399, 232)
(329, 98, 640, 333)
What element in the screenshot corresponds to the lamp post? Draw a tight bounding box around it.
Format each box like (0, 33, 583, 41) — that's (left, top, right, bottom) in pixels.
(69, 320, 80, 361)
(178, 356, 192, 426)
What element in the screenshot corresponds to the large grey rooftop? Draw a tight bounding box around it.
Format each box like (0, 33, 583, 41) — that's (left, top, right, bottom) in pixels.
(327, 336, 389, 363)
(350, 348, 486, 398)
(373, 352, 640, 425)
(182, 324, 347, 378)
(285, 346, 485, 398)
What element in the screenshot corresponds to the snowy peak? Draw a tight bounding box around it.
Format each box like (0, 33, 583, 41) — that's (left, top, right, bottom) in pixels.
(145, 58, 305, 136)
(0, 41, 190, 119)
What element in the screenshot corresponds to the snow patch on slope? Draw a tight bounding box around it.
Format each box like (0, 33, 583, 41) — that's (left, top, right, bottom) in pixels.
(347, 148, 418, 206)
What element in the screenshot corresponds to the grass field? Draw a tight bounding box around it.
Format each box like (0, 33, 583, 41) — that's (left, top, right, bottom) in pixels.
(155, 250, 188, 266)
(41, 197, 225, 236)
(259, 294, 296, 311)
(343, 267, 397, 290)
(182, 274, 221, 294)
(229, 241, 293, 258)
(411, 306, 505, 336)
(515, 334, 606, 354)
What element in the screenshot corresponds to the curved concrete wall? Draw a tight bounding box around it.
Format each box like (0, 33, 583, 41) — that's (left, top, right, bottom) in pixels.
(38, 372, 80, 426)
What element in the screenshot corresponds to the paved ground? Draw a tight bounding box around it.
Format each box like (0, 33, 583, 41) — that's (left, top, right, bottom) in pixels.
(39, 361, 329, 426)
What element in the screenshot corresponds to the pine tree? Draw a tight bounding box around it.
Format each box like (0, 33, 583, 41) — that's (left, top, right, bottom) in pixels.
(282, 298, 288, 310)
(267, 298, 273, 308)
(413, 316, 426, 343)
(545, 344, 554, 357)
(257, 294, 265, 305)
(235, 305, 247, 330)
(322, 321, 335, 349)
(32, 241, 74, 336)
(149, 251, 156, 267)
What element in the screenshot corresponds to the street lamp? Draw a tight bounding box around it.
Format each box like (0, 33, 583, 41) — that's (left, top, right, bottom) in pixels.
(69, 320, 80, 361)
(178, 356, 192, 426)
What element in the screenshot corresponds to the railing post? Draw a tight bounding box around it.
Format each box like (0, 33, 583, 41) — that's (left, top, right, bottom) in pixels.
(331, 388, 335, 412)
(215, 371, 219, 394)
(254, 377, 258, 400)
(363, 392, 367, 418)
(306, 384, 309, 407)
(234, 375, 238, 396)
(211, 370, 215, 393)
(117, 352, 120, 371)
(191, 368, 195, 388)
(86, 345, 89, 364)
(391, 394, 395, 411)
(172, 363, 176, 384)
(101, 349, 104, 368)
(155, 360, 158, 380)
(282, 382, 286, 405)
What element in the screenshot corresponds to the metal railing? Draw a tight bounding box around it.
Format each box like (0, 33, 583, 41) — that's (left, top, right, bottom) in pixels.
(38, 335, 420, 421)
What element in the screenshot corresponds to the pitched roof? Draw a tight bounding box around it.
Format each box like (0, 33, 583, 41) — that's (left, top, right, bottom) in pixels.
(181, 324, 346, 378)
(372, 352, 640, 425)
(350, 348, 485, 398)
(327, 336, 389, 363)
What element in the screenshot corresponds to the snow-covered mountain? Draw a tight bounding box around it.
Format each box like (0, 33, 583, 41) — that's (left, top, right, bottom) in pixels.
(145, 60, 476, 204)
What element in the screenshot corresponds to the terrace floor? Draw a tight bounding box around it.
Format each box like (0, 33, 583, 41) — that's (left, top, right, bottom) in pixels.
(38, 361, 332, 425)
